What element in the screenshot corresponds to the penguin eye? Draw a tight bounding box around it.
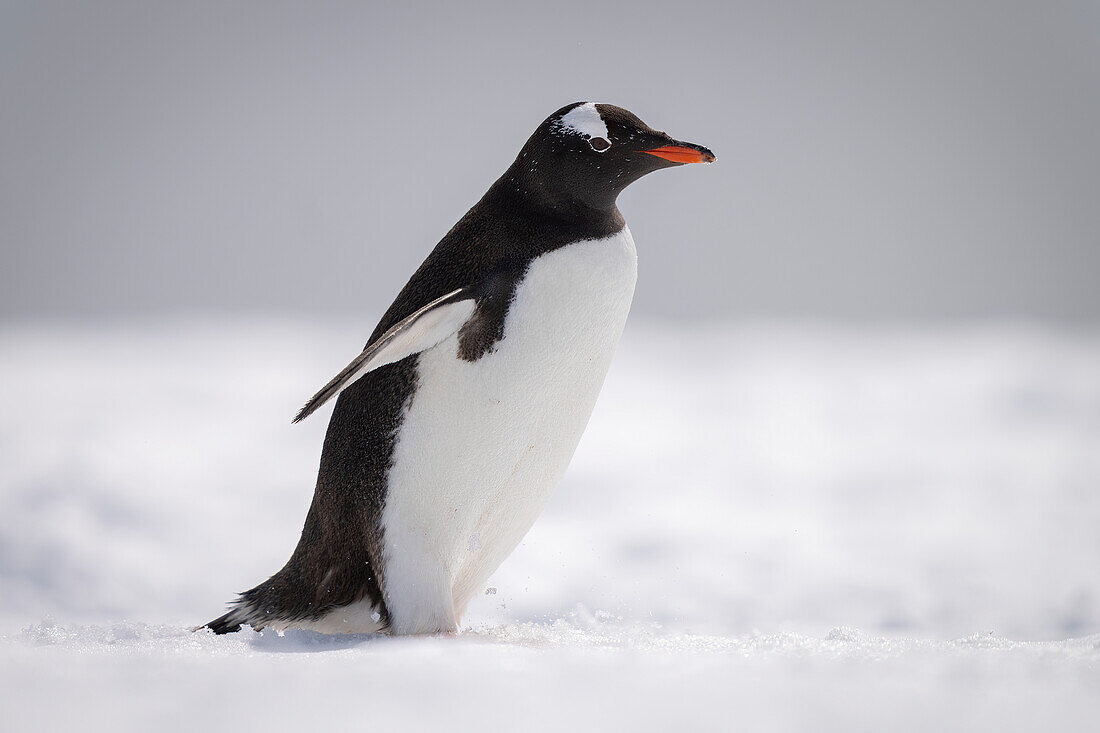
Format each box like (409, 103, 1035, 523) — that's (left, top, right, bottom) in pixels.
(588, 136, 611, 152)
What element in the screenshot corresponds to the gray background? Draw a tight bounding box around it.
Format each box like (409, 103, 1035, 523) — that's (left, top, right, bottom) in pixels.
(3, 0, 1098, 321)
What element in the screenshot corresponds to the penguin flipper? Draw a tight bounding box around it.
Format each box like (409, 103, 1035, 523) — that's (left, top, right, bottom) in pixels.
(293, 287, 476, 423)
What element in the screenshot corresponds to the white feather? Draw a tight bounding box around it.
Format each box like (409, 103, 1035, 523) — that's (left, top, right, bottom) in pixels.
(354, 297, 476, 376)
(279, 598, 385, 635)
(379, 227, 638, 634)
(294, 291, 477, 422)
(556, 102, 609, 140)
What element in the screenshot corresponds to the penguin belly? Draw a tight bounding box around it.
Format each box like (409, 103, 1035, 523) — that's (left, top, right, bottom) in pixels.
(379, 227, 637, 634)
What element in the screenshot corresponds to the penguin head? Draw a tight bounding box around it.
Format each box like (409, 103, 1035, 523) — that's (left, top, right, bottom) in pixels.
(507, 102, 716, 213)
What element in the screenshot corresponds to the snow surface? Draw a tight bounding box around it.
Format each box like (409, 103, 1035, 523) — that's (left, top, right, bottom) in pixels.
(2, 317, 1099, 731)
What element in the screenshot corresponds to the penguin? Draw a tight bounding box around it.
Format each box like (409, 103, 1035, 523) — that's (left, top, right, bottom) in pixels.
(203, 102, 714, 635)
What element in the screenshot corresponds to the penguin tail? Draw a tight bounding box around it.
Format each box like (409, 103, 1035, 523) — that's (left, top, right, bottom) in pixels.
(195, 561, 388, 635)
(195, 595, 265, 635)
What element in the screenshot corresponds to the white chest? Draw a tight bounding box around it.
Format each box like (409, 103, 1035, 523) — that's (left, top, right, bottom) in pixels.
(379, 227, 637, 633)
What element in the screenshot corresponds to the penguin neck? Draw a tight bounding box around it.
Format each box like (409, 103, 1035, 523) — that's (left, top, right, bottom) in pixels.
(492, 165, 624, 233)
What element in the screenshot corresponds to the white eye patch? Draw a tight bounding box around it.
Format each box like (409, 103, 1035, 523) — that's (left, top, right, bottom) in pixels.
(554, 102, 612, 152)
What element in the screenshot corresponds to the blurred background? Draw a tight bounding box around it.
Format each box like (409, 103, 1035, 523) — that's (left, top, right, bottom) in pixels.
(3, 0, 1099, 320)
(1, 1, 1098, 643)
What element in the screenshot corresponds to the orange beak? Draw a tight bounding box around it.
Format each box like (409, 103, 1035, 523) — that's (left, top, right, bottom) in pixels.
(644, 144, 716, 164)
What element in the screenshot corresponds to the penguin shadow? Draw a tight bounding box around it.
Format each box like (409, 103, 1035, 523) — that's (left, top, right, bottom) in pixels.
(244, 628, 391, 654)
(240, 626, 548, 652)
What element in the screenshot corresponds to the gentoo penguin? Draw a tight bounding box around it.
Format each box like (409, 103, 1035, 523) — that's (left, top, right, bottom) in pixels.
(203, 102, 714, 635)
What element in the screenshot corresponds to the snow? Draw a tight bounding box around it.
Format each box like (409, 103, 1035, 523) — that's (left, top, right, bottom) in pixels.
(6, 620, 1099, 731)
(2, 317, 1099, 730)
